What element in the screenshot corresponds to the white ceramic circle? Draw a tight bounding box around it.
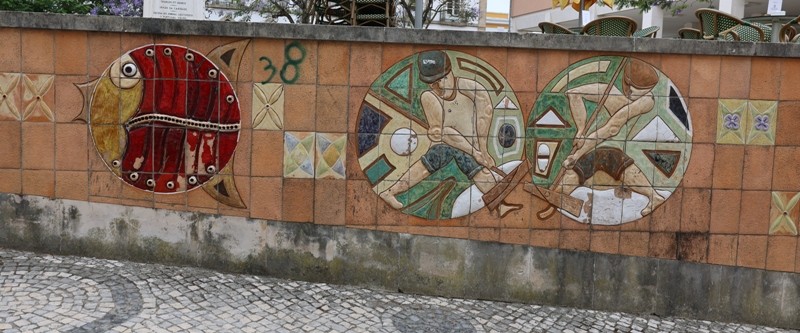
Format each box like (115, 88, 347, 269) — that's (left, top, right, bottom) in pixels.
(390, 128, 418, 156)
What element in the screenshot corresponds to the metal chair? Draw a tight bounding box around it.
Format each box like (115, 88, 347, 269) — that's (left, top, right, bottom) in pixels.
(779, 15, 800, 43)
(695, 8, 769, 42)
(580, 16, 637, 37)
(538, 21, 576, 35)
(633, 26, 660, 38)
(678, 27, 703, 39)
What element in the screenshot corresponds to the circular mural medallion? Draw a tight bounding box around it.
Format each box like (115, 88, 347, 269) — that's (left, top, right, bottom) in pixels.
(356, 50, 525, 220)
(526, 56, 692, 225)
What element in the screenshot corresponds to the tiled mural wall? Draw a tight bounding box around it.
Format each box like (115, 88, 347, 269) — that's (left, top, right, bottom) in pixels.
(3, 28, 800, 274)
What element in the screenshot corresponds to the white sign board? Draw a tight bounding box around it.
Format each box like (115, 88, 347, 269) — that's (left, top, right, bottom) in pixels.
(767, 0, 784, 15)
(144, 0, 205, 20)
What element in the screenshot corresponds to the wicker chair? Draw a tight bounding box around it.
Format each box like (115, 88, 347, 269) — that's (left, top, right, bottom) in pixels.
(538, 21, 576, 35)
(678, 28, 703, 39)
(633, 26, 660, 38)
(695, 8, 769, 42)
(580, 16, 637, 37)
(779, 15, 800, 43)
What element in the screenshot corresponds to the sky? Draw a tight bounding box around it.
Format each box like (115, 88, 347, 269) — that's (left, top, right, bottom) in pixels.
(487, 0, 511, 13)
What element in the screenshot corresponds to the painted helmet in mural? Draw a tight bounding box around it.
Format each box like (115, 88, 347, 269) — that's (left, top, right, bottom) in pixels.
(622, 58, 659, 98)
(417, 50, 452, 84)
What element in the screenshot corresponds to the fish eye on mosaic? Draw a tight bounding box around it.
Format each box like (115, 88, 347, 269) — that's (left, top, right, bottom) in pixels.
(73, 40, 250, 208)
(359, 52, 693, 224)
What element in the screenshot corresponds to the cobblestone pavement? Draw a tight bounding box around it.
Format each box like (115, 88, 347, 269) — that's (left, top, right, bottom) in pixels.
(0, 249, 797, 333)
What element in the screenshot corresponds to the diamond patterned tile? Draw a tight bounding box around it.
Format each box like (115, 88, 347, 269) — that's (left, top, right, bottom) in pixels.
(284, 131, 315, 178)
(315, 132, 346, 180)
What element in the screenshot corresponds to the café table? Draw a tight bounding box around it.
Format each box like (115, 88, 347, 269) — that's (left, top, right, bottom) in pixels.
(744, 15, 795, 42)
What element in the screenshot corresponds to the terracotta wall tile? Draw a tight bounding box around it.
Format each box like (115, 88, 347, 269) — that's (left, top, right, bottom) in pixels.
(377, 225, 408, 234)
(709, 189, 741, 234)
(530, 229, 559, 248)
(381, 44, 413, 71)
(712, 145, 744, 189)
(537, 50, 570, 93)
(689, 56, 720, 99)
(120, 33, 153, 56)
(283, 178, 314, 222)
(22, 169, 53, 197)
(771, 146, 800, 191)
(686, 98, 717, 144)
(88, 171, 120, 198)
(283, 84, 316, 131)
(55, 170, 87, 200)
(469, 207, 501, 228)
(349, 43, 382, 87)
(314, 179, 346, 225)
(218, 176, 250, 218)
(742, 146, 774, 190)
(766, 236, 797, 272)
(651, 188, 682, 232)
(291, 41, 317, 85)
(500, 186, 532, 229)
(476, 47, 508, 77)
(506, 49, 537, 93)
(619, 231, 649, 257)
(682, 143, 714, 188)
(250, 176, 282, 220)
(620, 216, 650, 232)
(232, 129, 251, 176)
(499, 228, 529, 245)
(560, 230, 590, 251)
(0, 28, 20, 72)
(406, 226, 439, 238)
(750, 57, 780, 100)
(775, 102, 800, 146)
(0, 122, 21, 169)
(346, 180, 376, 225)
(347, 86, 369, 134)
(649, 232, 677, 259)
(0, 169, 21, 193)
(471, 227, 500, 242)
(660, 55, 690, 96)
(345, 135, 366, 181)
(443, 227, 470, 240)
(21, 30, 54, 74)
(21, 122, 54, 170)
(315, 85, 348, 133)
(188, 187, 220, 210)
(708, 234, 738, 266)
(780, 58, 800, 101)
(590, 231, 620, 254)
(317, 42, 350, 86)
(251, 131, 283, 177)
(252, 39, 285, 84)
(54, 31, 87, 75)
(87, 32, 120, 76)
(677, 233, 708, 263)
(681, 188, 711, 232)
(54, 76, 86, 123)
(718, 57, 751, 99)
(531, 197, 562, 229)
(55, 123, 87, 171)
(739, 190, 771, 235)
(737, 235, 767, 269)
(376, 201, 408, 226)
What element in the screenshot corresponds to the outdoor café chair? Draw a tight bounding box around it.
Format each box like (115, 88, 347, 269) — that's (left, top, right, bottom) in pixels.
(696, 8, 769, 42)
(580, 16, 637, 37)
(779, 15, 800, 43)
(539, 21, 576, 35)
(633, 26, 660, 38)
(678, 27, 703, 39)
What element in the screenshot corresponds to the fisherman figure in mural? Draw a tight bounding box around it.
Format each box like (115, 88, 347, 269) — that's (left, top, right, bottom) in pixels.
(555, 58, 665, 216)
(379, 50, 521, 215)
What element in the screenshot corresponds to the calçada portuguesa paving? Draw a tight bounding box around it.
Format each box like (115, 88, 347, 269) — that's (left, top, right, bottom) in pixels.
(0, 249, 796, 333)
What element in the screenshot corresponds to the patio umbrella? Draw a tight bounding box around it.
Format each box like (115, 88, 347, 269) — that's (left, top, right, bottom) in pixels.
(552, 0, 614, 27)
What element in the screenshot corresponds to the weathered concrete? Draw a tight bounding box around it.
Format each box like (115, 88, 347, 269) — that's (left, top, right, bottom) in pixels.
(1, 193, 798, 329)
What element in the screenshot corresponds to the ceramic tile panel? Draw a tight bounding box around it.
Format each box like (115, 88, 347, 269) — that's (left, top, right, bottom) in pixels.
(717, 99, 777, 145)
(0, 73, 20, 120)
(284, 131, 315, 179)
(315, 132, 346, 180)
(21, 74, 54, 122)
(770, 191, 800, 236)
(252, 82, 284, 130)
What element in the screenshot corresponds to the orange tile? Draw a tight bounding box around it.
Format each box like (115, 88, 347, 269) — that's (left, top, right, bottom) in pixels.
(537, 50, 570, 93)
(442, 226, 470, 240)
(54, 76, 87, 123)
(682, 143, 714, 188)
(54, 31, 87, 75)
(530, 229, 559, 248)
(120, 33, 153, 58)
(232, 129, 251, 176)
(499, 228, 529, 245)
(771, 147, 800, 191)
(314, 179, 346, 225)
(660, 54, 691, 97)
(250, 177, 282, 220)
(618, 231, 649, 257)
(0, 169, 21, 193)
(0, 28, 21, 72)
(709, 189, 740, 234)
(677, 233, 708, 263)
(776, 101, 800, 146)
(718, 57, 751, 99)
(650, 188, 682, 232)
(315, 85, 348, 133)
(218, 175, 251, 218)
(349, 43, 382, 87)
(406, 226, 440, 237)
(348, 86, 369, 134)
(282, 178, 314, 222)
(88, 171, 121, 198)
(187, 187, 219, 210)
(780, 58, 800, 101)
(737, 235, 767, 269)
(530, 197, 562, 229)
(250, 131, 283, 177)
(293, 41, 317, 85)
(750, 57, 780, 100)
(738, 190, 771, 235)
(283, 84, 316, 131)
(87, 32, 121, 77)
(689, 56, 720, 99)
(376, 198, 409, 226)
(470, 227, 500, 242)
(506, 49, 537, 93)
(438, 215, 469, 228)
(22, 122, 54, 170)
(742, 146, 774, 190)
(686, 98, 717, 144)
(469, 207, 501, 228)
(55, 170, 87, 200)
(590, 231, 620, 254)
(712, 145, 744, 190)
(346, 180, 377, 225)
(22, 169, 53, 197)
(55, 123, 88, 171)
(620, 215, 650, 232)
(708, 234, 738, 266)
(681, 188, 711, 232)
(345, 135, 366, 181)
(560, 230, 590, 251)
(252, 39, 285, 84)
(648, 232, 677, 259)
(381, 44, 413, 71)
(476, 47, 508, 77)
(0, 122, 21, 169)
(766, 236, 797, 272)
(376, 225, 408, 234)
(21, 30, 54, 74)
(318, 42, 350, 86)
(236, 82, 253, 130)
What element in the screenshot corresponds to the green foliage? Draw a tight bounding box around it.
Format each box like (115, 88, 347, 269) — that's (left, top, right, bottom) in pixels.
(613, 0, 712, 14)
(0, 0, 97, 14)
